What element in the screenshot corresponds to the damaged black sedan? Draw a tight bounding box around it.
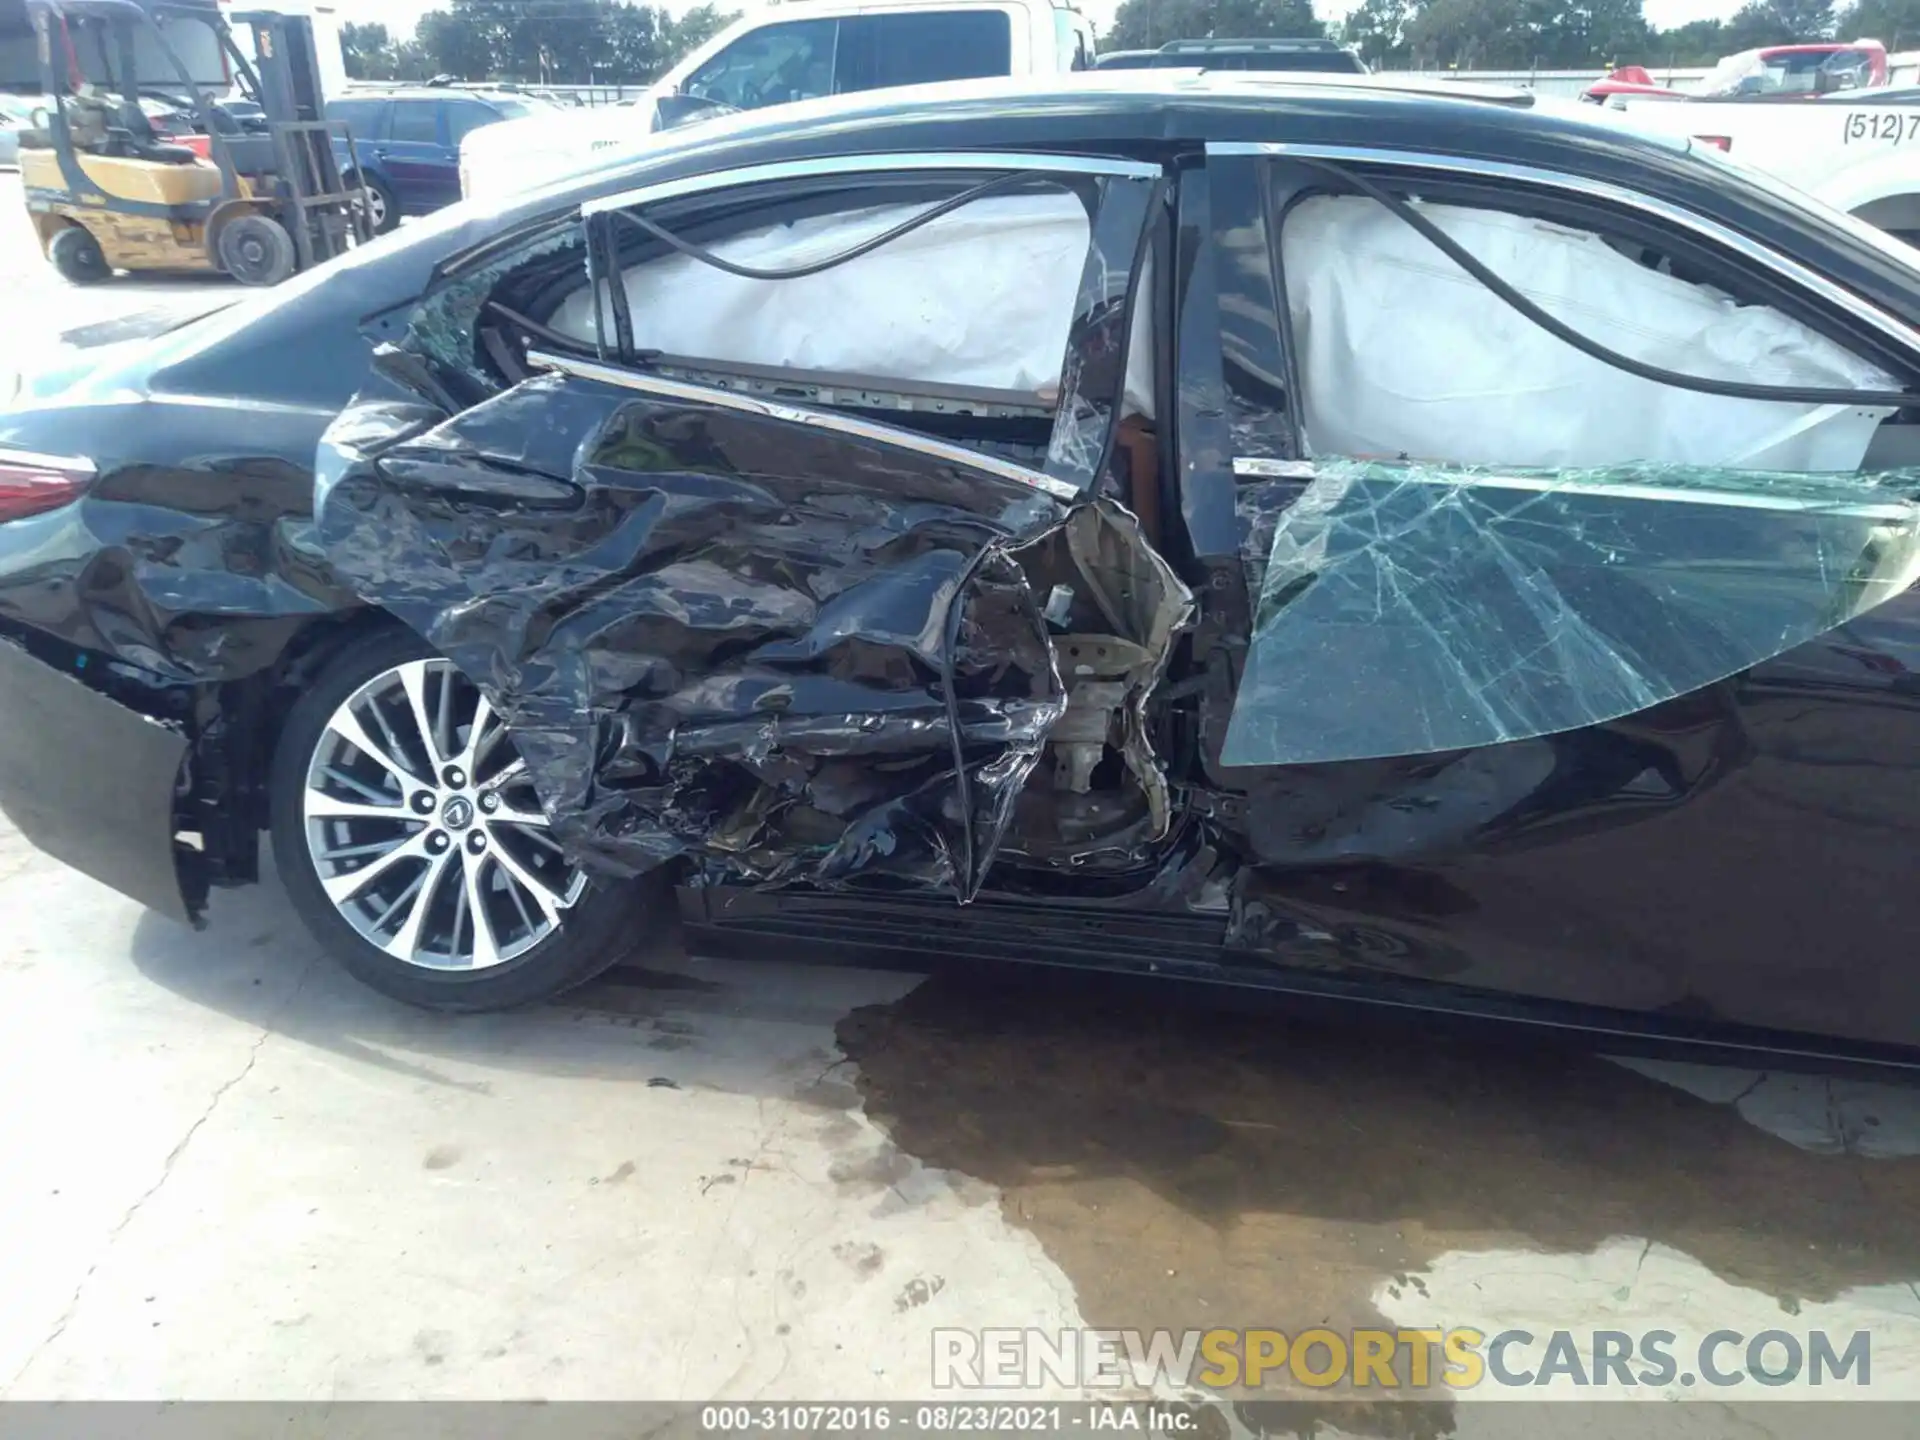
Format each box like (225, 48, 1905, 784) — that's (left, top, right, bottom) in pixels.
(8, 73, 1920, 1055)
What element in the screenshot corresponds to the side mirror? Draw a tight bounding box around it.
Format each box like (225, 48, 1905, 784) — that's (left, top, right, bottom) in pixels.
(29, 106, 48, 129)
(652, 93, 737, 132)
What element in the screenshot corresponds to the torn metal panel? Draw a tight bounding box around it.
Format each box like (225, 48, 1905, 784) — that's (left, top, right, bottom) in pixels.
(0, 447, 352, 685)
(991, 500, 1194, 872)
(1222, 460, 1920, 768)
(1057, 503, 1191, 838)
(316, 371, 1093, 895)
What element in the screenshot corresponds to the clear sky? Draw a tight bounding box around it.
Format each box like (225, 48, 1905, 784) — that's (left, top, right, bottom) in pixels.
(325, 0, 1750, 57)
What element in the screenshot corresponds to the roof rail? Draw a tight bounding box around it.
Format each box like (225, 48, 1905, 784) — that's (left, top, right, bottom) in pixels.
(1159, 37, 1347, 52)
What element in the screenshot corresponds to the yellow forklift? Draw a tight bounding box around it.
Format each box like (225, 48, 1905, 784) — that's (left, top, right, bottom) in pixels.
(12, 0, 368, 285)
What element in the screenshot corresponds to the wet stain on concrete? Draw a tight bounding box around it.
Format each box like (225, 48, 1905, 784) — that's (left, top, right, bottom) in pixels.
(828, 1146, 916, 1196)
(832, 1239, 886, 1278)
(837, 970, 1920, 1428)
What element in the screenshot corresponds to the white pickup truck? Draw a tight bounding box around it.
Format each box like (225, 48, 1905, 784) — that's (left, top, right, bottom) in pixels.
(1615, 89, 1920, 240)
(460, 0, 1098, 202)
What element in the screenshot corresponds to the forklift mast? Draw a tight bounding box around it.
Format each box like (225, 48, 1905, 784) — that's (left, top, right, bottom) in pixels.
(234, 10, 322, 122)
(224, 8, 367, 269)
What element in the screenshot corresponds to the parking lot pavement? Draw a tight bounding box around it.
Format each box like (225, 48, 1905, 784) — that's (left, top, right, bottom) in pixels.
(0, 822, 1086, 1402)
(8, 174, 1920, 1433)
(15, 827, 1920, 1434)
(2, 173, 234, 360)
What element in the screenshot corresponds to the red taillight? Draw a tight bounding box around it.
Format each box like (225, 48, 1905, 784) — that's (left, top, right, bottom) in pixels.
(1694, 134, 1733, 152)
(0, 450, 93, 522)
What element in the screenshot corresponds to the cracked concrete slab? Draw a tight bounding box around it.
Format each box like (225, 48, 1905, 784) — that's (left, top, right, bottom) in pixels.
(0, 834, 1084, 1400)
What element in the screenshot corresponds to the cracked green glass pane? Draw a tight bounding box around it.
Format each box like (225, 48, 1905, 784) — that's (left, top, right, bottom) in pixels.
(1222, 460, 1920, 767)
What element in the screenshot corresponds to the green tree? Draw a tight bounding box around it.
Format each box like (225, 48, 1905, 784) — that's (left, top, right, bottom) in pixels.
(1515, 0, 1650, 63)
(1340, 0, 1419, 66)
(666, 3, 734, 59)
(601, 2, 670, 80)
(1649, 17, 1726, 64)
(1104, 0, 1325, 53)
(396, 1, 735, 84)
(1406, 0, 1650, 66)
(1837, 0, 1920, 45)
(1407, 0, 1523, 66)
(339, 21, 401, 80)
(413, 6, 497, 79)
(1720, 0, 1835, 50)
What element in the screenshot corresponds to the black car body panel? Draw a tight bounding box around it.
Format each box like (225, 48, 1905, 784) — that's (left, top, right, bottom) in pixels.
(8, 73, 1920, 1054)
(0, 630, 194, 921)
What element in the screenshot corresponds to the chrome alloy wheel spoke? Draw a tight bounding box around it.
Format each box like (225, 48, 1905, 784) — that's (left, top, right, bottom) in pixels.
(303, 658, 587, 972)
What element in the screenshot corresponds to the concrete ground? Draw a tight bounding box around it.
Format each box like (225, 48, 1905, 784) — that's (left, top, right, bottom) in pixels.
(5, 172, 1920, 1436)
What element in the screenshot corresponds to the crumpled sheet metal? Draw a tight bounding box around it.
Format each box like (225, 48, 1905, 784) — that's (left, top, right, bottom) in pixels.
(1223, 459, 1920, 768)
(316, 372, 1091, 896)
(0, 451, 348, 687)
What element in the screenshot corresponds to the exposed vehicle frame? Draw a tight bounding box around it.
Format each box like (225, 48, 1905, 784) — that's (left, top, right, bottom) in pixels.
(8, 74, 1920, 1061)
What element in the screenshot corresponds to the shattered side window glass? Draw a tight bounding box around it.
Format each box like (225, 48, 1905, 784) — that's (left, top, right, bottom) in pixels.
(1220, 460, 1920, 767)
(405, 220, 587, 400)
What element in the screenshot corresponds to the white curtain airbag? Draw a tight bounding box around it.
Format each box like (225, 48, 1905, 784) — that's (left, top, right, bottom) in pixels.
(1281, 196, 1895, 473)
(551, 192, 1157, 418)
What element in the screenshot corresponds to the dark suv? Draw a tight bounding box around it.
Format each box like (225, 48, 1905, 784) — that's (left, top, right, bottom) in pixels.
(326, 88, 543, 233)
(1094, 38, 1368, 73)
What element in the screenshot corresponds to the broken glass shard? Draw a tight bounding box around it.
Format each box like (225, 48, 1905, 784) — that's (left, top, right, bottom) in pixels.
(1222, 460, 1920, 767)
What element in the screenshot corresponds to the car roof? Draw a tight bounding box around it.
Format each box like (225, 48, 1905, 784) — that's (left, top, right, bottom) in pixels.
(504, 71, 1715, 239)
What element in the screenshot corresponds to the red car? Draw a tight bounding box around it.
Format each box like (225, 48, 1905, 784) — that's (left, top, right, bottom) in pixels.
(1585, 42, 1888, 104)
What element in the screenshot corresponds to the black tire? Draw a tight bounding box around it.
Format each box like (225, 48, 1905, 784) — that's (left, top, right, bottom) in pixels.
(349, 171, 401, 235)
(48, 225, 109, 284)
(270, 628, 662, 1011)
(216, 213, 298, 287)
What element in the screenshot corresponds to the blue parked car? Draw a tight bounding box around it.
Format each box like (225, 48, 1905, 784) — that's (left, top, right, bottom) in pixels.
(326, 88, 544, 233)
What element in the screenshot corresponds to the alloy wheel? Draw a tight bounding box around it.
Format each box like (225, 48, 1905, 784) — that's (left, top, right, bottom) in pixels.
(302, 658, 585, 970)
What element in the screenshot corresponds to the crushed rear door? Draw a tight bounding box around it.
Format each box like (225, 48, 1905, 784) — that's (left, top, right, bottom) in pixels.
(315, 366, 1087, 897)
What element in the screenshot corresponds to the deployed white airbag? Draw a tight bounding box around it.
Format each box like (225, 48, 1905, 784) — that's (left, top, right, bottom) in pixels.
(552, 191, 1156, 417)
(1281, 196, 1895, 473)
